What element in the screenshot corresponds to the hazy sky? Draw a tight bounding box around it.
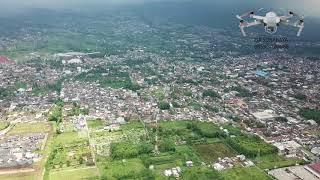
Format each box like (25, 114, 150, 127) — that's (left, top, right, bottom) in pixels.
(0, 0, 319, 17)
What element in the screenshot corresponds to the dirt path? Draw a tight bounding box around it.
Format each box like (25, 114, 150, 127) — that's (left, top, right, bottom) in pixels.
(0, 168, 35, 175)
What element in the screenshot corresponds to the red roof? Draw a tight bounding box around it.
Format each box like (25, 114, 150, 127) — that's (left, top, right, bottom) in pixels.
(308, 163, 320, 174)
(0, 56, 15, 64)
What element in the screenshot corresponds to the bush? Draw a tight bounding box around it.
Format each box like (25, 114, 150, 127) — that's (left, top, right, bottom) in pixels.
(182, 167, 223, 180)
(158, 102, 170, 110)
(111, 141, 153, 159)
(226, 135, 277, 157)
(159, 138, 176, 152)
(187, 122, 223, 138)
(299, 108, 320, 124)
(202, 90, 220, 99)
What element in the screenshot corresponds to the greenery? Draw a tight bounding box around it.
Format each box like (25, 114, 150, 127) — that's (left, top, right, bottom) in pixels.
(110, 141, 153, 159)
(193, 143, 236, 162)
(203, 90, 221, 99)
(98, 158, 151, 180)
(0, 87, 14, 100)
(49, 167, 99, 180)
(187, 122, 224, 138)
(299, 108, 320, 124)
(221, 166, 272, 180)
(294, 93, 307, 101)
(48, 105, 63, 123)
(158, 101, 170, 110)
(227, 86, 252, 97)
(226, 135, 277, 158)
(87, 119, 104, 129)
(204, 105, 219, 112)
(159, 138, 176, 152)
(7, 122, 52, 135)
(67, 103, 89, 116)
(255, 154, 305, 170)
(0, 122, 9, 131)
(275, 117, 288, 123)
(182, 167, 223, 180)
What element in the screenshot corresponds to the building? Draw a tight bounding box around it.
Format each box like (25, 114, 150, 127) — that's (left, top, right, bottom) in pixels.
(0, 56, 15, 64)
(273, 141, 302, 157)
(252, 110, 278, 122)
(305, 163, 320, 179)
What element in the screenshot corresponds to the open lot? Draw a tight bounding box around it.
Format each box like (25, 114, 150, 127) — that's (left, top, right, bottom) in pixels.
(7, 122, 52, 135)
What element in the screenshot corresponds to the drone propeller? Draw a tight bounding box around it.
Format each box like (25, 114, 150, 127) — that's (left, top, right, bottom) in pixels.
(236, 8, 264, 21)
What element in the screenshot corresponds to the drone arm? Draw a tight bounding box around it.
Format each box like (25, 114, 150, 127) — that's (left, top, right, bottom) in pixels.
(297, 23, 304, 37)
(251, 15, 265, 21)
(239, 20, 261, 36)
(280, 14, 293, 21)
(281, 20, 304, 37)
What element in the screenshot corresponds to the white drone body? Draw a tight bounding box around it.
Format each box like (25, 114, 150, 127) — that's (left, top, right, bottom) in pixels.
(236, 10, 304, 37)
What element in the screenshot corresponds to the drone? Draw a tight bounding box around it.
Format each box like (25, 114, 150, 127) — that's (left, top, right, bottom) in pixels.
(236, 9, 304, 37)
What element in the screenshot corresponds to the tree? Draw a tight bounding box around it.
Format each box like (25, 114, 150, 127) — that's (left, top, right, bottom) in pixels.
(202, 90, 220, 99)
(158, 102, 170, 110)
(299, 108, 320, 124)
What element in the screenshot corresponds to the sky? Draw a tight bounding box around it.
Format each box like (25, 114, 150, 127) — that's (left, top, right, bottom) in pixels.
(0, 0, 319, 17)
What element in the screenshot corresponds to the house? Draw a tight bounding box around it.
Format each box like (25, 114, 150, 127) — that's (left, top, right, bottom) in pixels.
(213, 163, 225, 171)
(186, 160, 193, 167)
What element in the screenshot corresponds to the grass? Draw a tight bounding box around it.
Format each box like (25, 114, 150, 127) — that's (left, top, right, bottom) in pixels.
(227, 136, 277, 157)
(98, 158, 146, 179)
(49, 166, 99, 180)
(221, 166, 272, 180)
(160, 120, 189, 130)
(54, 131, 87, 144)
(152, 89, 165, 101)
(120, 122, 143, 130)
(0, 172, 41, 180)
(255, 154, 305, 170)
(193, 143, 236, 162)
(7, 122, 52, 135)
(87, 119, 104, 129)
(0, 121, 9, 131)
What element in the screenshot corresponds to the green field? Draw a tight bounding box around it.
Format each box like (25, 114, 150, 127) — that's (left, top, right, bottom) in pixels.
(0, 172, 42, 180)
(49, 167, 99, 180)
(0, 121, 9, 131)
(88, 120, 284, 179)
(255, 154, 305, 170)
(226, 135, 277, 158)
(87, 119, 104, 129)
(98, 158, 147, 179)
(7, 122, 52, 135)
(54, 131, 87, 144)
(221, 167, 272, 180)
(193, 143, 237, 162)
